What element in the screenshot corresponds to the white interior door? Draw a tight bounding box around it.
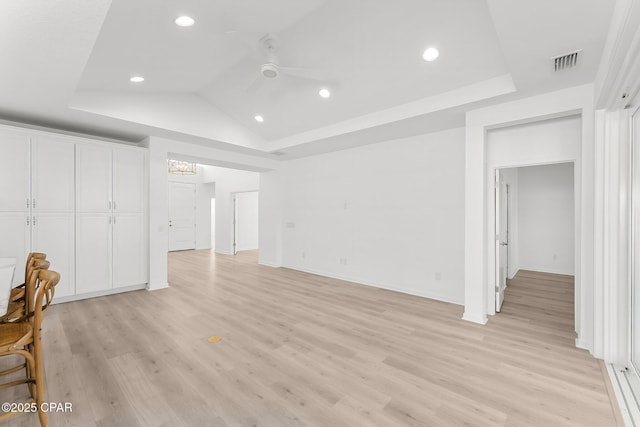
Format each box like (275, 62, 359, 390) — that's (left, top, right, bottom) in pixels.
(234, 191, 259, 252)
(168, 182, 196, 251)
(495, 170, 509, 312)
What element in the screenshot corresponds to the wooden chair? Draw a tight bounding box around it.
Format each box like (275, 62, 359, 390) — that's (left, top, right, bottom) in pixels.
(1, 259, 50, 324)
(7, 252, 47, 304)
(0, 269, 59, 427)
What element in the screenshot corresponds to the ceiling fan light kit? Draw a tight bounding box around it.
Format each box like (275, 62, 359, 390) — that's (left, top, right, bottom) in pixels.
(261, 63, 279, 78)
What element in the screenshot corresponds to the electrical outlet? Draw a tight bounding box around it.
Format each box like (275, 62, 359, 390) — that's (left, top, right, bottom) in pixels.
(339, 258, 348, 265)
(286, 222, 295, 229)
(301, 251, 306, 259)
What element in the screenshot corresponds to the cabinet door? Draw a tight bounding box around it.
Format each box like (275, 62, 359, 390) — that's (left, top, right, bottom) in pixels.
(0, 213, 30, 286)
(113, 149, 145, 213)
(76, 213, 112, 294)
(113, 213, 147, 288)
(32, 137, 75, 212)
(32, 213, 75, 298)
(76, 144, 112, 212)
(0, 131, 30, 212)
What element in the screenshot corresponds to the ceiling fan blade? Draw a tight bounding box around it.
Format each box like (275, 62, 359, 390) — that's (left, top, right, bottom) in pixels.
(278, 66, 328, 82)
(246, 74, 264, 94)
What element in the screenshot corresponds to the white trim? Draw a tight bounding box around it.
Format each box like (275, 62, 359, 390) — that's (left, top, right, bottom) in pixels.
(283, 264, 464, 306)
(54, 284, 148, 303)
(146, 282, 169, 291)
(462, 312, 488, 325)
(258, 261, 283, 268)
(607, 364, 637, 426)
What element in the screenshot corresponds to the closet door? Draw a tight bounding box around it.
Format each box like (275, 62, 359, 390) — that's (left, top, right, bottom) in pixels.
(76, 144, 112, 212)
(0, 130, 30, 212)
(76, 213, 112, 294)
(31, 137, 75, 212)
(113, 148, 145, 213)
(0, 213, 30, 286)
(113, 213, 146, 288)
(32, 213, 75, 298)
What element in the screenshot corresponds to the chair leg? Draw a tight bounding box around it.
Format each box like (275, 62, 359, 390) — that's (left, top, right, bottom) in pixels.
(26, 343, 35, 398)
(34, 339, 48, 427)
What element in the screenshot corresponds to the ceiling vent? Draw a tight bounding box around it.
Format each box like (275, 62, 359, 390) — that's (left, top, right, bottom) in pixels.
(270, 151, 286, 156)
(551, 50, 582, 72)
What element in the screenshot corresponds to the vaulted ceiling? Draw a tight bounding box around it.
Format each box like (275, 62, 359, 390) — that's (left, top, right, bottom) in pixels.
(0, 0, 615, 158)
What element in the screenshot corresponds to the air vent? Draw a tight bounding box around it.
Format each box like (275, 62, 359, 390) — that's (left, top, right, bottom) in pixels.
(270, 151, 286, 156)
(551, 50, 581, 72)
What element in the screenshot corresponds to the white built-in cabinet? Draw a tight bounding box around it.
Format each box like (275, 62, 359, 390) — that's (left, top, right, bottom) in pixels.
(0, 132, 76, 298)
(0, 125, 147, 302)
(75, 144, 146, 294)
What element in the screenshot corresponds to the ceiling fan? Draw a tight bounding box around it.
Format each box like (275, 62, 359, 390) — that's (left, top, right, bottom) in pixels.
(246, 33, 327, 94)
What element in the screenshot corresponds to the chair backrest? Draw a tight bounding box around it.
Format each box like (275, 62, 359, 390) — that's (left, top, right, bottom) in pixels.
(24, 252, 46, 284)
(31, 270, 59, 337)
(25, 259, 50, 319)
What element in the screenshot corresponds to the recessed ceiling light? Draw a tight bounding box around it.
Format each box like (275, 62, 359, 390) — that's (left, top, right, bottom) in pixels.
(254, 115, 264, 123)
(175, 16, 195, 27)
(422, 47, 439, 62)
(318, 88, 331, 98)
(129, 76, 145, 83)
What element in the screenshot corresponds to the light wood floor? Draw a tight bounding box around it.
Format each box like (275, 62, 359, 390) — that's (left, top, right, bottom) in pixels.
(1, 251, 620, 426)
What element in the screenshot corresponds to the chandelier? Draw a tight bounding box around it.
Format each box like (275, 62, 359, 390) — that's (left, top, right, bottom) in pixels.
(168, 159, 197, 175)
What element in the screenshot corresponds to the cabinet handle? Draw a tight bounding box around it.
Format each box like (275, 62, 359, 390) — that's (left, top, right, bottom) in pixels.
(27, 216, 29, 226)
(113, 216, 116, 224)
(32, 199, 35, 209)
(108, 201, 111, 210)
(32, 216, 36, 226)
(113, 201, 116, 210)
(26, 198, 29, 208)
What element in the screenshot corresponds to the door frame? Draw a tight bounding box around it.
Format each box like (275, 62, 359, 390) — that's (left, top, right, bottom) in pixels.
(488, 160, 578, 317)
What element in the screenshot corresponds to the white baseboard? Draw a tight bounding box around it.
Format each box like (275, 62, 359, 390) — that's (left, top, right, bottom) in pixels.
(462, 312, 488, 325)
(54, 284, 147, 304)
(282, 264, 464, 306)
(258, 261, 282, 268)
(147, 282, 169, 291)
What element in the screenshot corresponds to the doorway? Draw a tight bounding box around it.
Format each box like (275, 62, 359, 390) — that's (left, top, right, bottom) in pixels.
(168, 181, 196, 251)
(232, 191, 259, 255)
(494, 162, 575, 314)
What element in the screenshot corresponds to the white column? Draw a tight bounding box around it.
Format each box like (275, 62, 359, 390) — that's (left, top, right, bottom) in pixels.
(463, 123, 488, 324)
(144, 137, 169, 290)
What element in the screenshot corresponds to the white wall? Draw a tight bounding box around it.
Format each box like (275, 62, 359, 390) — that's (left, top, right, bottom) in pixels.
(235, 191, 259, 252)
(280, 127, 466, 304)
(518, 163, 575, 275)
